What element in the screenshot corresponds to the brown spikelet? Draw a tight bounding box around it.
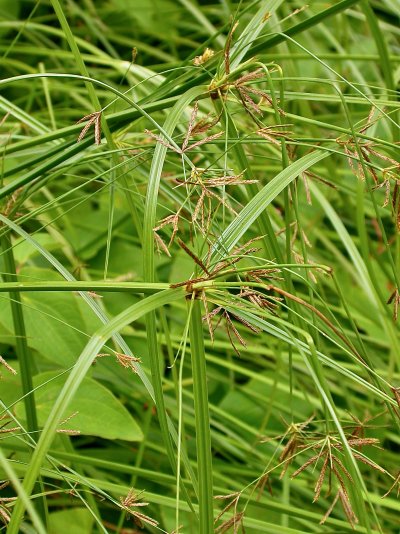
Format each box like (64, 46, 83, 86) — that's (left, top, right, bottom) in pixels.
(230, 310, 260, 334)
(0, 505, 10, 524)
(56, 429, 81, 435)
(57, 411, 80, 435)
(313, 454, 329, 502)
(146, 102, 223, 156)
(182, 103, 223, 152)
(201, 291, 214, 342)
(332, 465, 349, 500)
(191, 111, 221, 135)
(391, 386, 400, 407)
(202, 306, 223, 323)
(0, 481, 9, 492)
(387, 289, 399, 321)
(0, 497, 16, 503)
(214, 492, 240, 523)
(342, 144, 364, 181)
(393, 181, 400, 232)
(202, 305, 256, 356)
(94, 115, 101, 145)
(332, 456, 353, 482)
(345, 437, 380, 448)
(235, 69, 265, 86)
(352, 452, 386, 473)
(192, 189, 206, 227)
(224, 21, 239, 75)
(256, 125, 293, 146)
(360, 146, 379, 184)
(320, 490, 340, 525)
(359, 106, 376, 134)
(144, 129, 178, 153)
(1, 188, 23, 222)
(0, 426, 20, 434)
(77, 116, 95, 141)
(0, 112, 10, 127)
(291, 453, 320, 479)
(338, 487, 358, 527)
(383, 178, 391, 208)
(154, 213, 180, 249)
(154, 231, 171, 257)
(215, 511, 244, 533)
(302, 172, 312, 204)
(77, 111, 102, 145)
(119, 489, 159, 528)
(372, 178, 391, 207)
(238, 88, 262, 115)
(115, 352, 142, 372)
(201, 170, 257, 188)
(0, 356, 17, 375)
(255, 473, 273, 499)
(170, 275, 207, 290)
(383, 472, 400, 498)
(245, 86, 274, 104)
(214, 492, 240, 500)
(58, 411, 79, 426)
(184, 131, 223, 152)
(368, 146, 400, 167)
(214, 492, 244, 533)
(279, 435, 297, 463)
(225, 312, 246, 351)
(182, 101, 199, 151)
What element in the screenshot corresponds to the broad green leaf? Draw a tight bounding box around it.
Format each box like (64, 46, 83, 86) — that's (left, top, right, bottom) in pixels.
(12, 233, 60, 265)
(8, 289, 182, 531)
(0, 363, 21, 405)
(48, 508, 94, 534)
(62, 204, 126, 260)
(15, 371, 144, 441)
(0, 268, 93, 366)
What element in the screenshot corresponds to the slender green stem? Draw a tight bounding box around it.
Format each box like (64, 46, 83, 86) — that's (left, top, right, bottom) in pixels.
(0, 232, 48, 525)
(188, 296, 214, 533)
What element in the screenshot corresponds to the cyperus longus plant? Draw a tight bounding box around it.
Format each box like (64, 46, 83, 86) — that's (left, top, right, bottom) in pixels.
(0, 1, 399, 533)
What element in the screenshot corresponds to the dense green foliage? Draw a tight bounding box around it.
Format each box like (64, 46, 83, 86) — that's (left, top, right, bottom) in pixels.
(0, 0, 400, 532)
